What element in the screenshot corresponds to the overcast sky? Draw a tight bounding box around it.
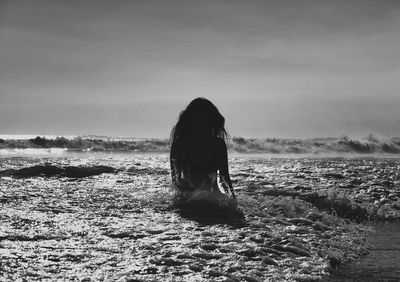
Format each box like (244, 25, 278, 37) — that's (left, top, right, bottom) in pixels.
(1, 0, 400, 138)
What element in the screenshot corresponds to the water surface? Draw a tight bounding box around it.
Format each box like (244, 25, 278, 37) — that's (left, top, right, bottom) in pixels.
(329, 222, 400, 281)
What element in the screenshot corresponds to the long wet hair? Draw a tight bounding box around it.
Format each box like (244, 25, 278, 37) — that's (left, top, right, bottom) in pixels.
(170, 97, 229, 143)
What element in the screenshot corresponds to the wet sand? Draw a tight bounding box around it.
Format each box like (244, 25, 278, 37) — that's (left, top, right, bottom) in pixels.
(1, 154, 399, 281)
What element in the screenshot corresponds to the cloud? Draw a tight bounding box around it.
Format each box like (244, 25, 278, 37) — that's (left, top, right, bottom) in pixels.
(1, 0, 400, 137)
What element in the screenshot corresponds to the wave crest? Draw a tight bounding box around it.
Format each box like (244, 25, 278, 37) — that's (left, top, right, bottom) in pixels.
(1, 135, 400, 154)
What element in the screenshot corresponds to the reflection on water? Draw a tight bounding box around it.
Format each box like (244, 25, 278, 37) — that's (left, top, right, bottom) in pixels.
(2, 154, 400, 280)
(328, 222, 400, 281)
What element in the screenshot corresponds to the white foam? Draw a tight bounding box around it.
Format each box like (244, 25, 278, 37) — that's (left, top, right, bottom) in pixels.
(0, 148, 67, 156)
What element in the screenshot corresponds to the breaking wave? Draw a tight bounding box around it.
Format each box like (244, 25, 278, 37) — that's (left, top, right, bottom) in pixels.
(230, 135, 400, 154)
(1, 135, 400, 154)
(0, 148, 67, 156)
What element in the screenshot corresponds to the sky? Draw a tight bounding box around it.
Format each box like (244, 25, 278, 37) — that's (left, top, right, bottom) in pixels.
(1, 0, 400, 138)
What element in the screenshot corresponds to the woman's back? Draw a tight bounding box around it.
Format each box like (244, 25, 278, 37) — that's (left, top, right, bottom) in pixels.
(171, 136, 225, 191)
(170, 97, 235, 198)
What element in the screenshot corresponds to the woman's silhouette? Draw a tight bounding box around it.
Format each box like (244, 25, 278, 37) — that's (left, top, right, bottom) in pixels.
(170, 97, 236, 198)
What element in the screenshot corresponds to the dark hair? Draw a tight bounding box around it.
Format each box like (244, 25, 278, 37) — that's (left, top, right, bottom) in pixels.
(170, 97, 229, 142)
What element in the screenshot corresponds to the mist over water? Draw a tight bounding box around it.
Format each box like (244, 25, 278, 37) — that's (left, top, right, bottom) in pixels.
(2, 135, 400, 156)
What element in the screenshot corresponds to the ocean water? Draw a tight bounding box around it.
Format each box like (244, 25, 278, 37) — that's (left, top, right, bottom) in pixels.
(2, 134, 400, 154)
(328, 221, 400, 281)
(1, 152, 399, 281)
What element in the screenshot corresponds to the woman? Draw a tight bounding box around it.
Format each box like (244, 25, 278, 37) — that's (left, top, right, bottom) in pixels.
(170, 97, 236, 199)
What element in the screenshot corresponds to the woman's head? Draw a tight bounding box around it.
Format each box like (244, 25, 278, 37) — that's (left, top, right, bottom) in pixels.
(171, 97, 228, 141)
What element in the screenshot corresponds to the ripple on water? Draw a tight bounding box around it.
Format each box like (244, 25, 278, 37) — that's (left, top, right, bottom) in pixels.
(3, 155, 399, 281)
(328, 222, 400, 281)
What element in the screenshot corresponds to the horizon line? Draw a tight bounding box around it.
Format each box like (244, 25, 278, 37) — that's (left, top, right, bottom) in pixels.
(1, 134, 399, 141)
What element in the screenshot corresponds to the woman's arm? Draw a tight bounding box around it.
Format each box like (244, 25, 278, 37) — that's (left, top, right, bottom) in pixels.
(218, 139, 236, 198)
(170, 141, 183, 190)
